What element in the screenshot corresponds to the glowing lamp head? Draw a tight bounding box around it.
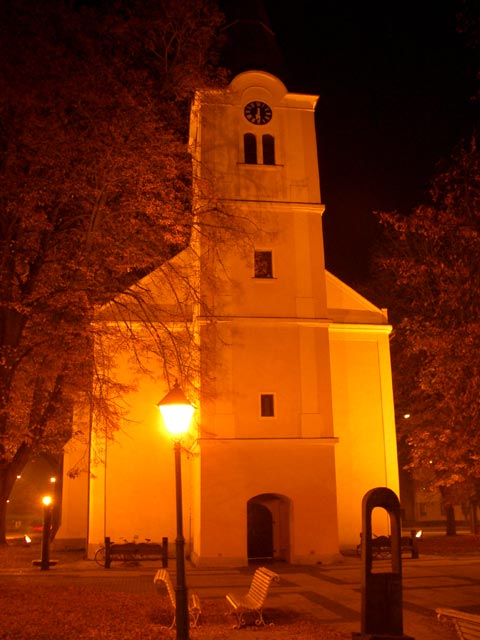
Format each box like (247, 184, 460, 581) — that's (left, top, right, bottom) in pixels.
(42, 495, 52, 507)
(157, 382, 194, 437)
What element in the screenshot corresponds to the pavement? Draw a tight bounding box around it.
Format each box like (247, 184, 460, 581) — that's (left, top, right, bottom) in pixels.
(3, 549, 480, 638)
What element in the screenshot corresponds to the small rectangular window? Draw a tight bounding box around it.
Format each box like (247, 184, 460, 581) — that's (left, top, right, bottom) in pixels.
(260, 394, 275, 417)
(254, 250, 273, 278)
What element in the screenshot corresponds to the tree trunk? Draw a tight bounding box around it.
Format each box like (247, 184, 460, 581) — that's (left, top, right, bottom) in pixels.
(470, 502, 478, 535)
(0, 444, 32, 544)
(445, 504, 457, 536)
(0, 468, 18, 545)
(0, 480, 9, 545)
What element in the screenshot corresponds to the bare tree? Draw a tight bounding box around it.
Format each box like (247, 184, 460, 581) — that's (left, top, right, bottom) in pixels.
(364, 137, 480, 532)
(0, 0, 228, 543)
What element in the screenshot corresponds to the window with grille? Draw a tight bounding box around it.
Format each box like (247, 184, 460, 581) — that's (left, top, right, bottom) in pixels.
(254, 250, 273, 278)
(260, 394, 275, 417)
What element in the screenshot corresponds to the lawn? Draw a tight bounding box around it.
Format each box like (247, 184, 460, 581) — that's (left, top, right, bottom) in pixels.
(0, 544, 347, 640)
(0, 583, 348, 640)
(0, 534, 477, 639)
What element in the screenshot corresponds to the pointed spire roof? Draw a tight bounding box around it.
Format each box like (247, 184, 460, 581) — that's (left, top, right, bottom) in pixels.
(219, 0, 287, 82)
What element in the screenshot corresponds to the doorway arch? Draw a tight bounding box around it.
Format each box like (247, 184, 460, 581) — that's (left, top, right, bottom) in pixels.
(247, 494, 291, 563)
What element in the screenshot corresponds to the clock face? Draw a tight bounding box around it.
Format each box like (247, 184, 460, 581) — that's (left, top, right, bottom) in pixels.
(244, 101, 272, 125)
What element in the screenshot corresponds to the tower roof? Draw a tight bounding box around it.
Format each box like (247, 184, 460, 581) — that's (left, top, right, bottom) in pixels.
(219, 0, 287, 82)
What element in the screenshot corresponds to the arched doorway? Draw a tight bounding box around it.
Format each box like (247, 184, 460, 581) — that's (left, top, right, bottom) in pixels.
(247, 502, 273, 560)
(247, 494, 290, 563)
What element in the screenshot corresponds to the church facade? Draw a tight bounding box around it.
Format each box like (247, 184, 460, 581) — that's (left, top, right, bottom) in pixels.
(57, 68, 399, 566)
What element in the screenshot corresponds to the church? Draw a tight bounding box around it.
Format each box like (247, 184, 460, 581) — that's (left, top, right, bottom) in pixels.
(56, 7, 400, 566)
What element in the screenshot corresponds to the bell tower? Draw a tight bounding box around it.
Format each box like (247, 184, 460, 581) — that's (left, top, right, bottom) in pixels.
(189, 61, 340, 564)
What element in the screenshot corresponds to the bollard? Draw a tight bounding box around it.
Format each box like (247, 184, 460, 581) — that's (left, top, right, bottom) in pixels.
(162, 536, 168, 568)
(352, 487, 414, 640)
(410, 530, 419, 559)
(105, 536, 112, 569)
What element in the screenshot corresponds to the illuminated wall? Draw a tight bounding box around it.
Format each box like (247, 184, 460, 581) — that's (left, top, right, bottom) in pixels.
(58, 69, 399, 564)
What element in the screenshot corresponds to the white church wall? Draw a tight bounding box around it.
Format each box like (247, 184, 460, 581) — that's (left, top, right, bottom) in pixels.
(86, 339, 196, 558)
(329, 326, 399, 550)
(54, 438, 88, 550)
(191, 439, 340, 566)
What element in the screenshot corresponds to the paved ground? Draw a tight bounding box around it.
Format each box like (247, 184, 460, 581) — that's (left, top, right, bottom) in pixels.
(4, 546, 480, 638)
(187, 555, 478, 638)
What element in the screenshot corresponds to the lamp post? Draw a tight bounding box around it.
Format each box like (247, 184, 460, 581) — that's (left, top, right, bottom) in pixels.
(40, 495, 53, 571)
(158, 382, 194, 640)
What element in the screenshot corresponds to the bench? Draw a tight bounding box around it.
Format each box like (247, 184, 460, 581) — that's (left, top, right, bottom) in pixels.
(356, 532, 420, 559)
(225, 566, 280, 629)
(102, 537, 168, 568)
(437, 607, 480, 639)
(154, 568, 201, 628)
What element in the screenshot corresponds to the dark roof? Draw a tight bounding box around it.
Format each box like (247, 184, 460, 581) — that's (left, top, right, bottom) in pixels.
(219, 0, 286, 82)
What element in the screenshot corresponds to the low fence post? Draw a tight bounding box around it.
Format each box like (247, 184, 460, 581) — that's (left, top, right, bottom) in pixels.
(353, 487, 414, 640)
(410, 530, 419, 559)
(104, 536, 111, 569)
(162, 536, 168, 568)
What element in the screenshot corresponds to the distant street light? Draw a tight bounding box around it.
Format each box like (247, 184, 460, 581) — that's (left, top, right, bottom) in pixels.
(158, 382, 194, 640)
(49, 476, 57, 541)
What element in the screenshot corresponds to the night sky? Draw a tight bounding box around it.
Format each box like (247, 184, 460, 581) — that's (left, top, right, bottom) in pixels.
(263, 0, 479, 285)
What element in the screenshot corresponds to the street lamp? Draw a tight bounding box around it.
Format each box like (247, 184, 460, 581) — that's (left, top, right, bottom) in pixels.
(40, 495, 53, 570)
(158, 382, 194, 640)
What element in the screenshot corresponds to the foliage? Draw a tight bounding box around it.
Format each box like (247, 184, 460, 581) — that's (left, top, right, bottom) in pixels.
(365, 136, 480, 507)
(0, 585, 346, 639)
(0, 0, 226, 541)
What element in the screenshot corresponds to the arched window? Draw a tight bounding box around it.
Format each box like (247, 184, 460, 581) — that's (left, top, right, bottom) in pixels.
(244, 133, 257, 164)
(262, 134, 275, 165)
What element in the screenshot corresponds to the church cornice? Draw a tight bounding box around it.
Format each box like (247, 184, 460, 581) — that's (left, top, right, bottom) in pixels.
(196, 316, 332, 326)
(329, 323, 393, 335)
(209, 199, 325, 215)
(195, 437, 339, 444)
